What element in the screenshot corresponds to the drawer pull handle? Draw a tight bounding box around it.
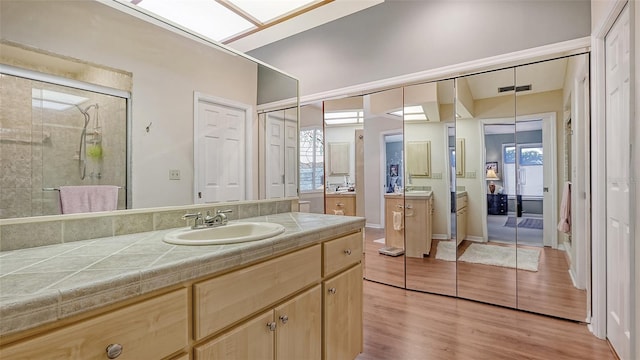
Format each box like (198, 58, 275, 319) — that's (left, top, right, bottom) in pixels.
(328, 287, 337, 295)
(267, 322, 277, 331)
(106, 344, 123, 359)
(336, 202, 344, 207)
(279, 315, 289, 324)
(344, 249, 352, 255)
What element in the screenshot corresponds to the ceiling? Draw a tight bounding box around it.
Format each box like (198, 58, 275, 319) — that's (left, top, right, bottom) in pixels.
(129, 0, 383, 52)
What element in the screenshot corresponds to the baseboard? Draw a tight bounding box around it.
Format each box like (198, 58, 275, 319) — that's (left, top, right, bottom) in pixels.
(568, 269, 579, 289)
(432, 234, 449, 240)
(465, 235, 484, 242)
(366, 223, 383, 229)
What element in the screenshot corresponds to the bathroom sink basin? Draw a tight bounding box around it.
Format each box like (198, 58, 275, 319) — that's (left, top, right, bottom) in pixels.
(163, 222, 285, 245)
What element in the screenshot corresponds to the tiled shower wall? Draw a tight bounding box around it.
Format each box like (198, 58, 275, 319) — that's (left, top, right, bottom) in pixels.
(0, 74, 127, 219)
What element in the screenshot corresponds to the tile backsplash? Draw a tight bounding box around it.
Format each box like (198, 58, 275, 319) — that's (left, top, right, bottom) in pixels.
(0, 198, 299, 251)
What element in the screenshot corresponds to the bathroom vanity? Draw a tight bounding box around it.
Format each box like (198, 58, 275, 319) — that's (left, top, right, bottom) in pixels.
(456, 192, 468, 246)
(325, 192, 356, 216)
(0, 211, 365, 360)
(404, 191, 434, 258)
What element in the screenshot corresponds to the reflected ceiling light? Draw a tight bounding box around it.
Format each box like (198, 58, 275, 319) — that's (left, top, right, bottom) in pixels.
(324, 110, 364, 125)
(389, 105, 428, 121)
(32, 89, 89, 111)
(131, 0, 330, 43)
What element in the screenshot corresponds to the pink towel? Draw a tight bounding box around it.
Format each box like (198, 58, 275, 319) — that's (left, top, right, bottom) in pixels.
(59, 185, 119, 214)
(557, 181, 571, 233)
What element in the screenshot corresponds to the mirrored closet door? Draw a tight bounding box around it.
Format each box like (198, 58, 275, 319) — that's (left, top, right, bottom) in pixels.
(359, 88, 405, 288)
(514, 55, 589, 321)
(455, 68, 518, 308)
(404, 79, 457, 296)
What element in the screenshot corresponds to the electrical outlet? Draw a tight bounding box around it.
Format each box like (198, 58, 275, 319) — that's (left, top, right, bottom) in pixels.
(169, 169, 180, 180)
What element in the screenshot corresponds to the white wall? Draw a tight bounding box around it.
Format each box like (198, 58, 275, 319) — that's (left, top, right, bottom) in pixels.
(248, 0, 591, 97)
(0, 0, 258, 208)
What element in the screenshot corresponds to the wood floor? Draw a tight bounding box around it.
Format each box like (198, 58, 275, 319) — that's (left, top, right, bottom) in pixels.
(364, 227, 587, 322)
(357, 280, 615, 360)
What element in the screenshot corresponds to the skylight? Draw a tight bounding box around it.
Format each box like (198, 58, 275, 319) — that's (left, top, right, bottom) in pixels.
(32, 89, 88, 111)
(131, 0, 325, 43)
(389, 105, 428, 121)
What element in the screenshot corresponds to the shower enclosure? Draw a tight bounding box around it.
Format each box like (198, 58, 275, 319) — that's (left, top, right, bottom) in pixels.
(0, 72, 128, 219)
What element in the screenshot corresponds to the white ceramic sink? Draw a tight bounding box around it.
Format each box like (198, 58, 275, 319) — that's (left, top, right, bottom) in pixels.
(163, 222, 285, 245)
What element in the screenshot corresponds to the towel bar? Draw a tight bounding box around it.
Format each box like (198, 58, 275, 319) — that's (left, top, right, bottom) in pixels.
(43, 186, 123, 191)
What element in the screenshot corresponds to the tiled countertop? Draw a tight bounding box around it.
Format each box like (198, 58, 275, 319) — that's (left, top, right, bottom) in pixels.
(0, 212, 365, 337)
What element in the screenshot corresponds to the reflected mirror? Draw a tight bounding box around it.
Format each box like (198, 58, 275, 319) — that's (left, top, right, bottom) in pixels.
(298, 102, 325, 213)
(322, 97, 362, 217)
(404, 79, 457, 296)
(360, 88, 405, 288)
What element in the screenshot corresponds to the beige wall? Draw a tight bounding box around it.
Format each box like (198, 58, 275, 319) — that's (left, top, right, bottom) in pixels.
(0, 1, 258, 210)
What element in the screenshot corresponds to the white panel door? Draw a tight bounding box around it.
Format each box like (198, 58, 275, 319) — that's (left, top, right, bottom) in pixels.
(197, 101, 245, 203)
(284, 119, 298, 197)
(266, 114, 285, 198)
(605, 5, 631, 360)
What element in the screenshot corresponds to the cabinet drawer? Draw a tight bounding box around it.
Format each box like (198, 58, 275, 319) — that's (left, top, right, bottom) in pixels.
(1, 289, 189, 360)
(323, 232, 362, 277)
(457, 195, 468, 210)
(194, 245, 321, 340)
(325, 196, 356, 216)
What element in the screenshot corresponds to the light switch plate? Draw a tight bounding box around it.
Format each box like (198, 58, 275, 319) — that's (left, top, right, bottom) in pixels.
(169, 169, 180, 180)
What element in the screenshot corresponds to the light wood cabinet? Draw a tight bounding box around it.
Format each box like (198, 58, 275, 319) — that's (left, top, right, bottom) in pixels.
(456, 194, 468, 246)
(324, 264, 363, 360)
(195, 284, 322, 360)
(0, 289, 189, 360)
(193, 245, 321, 340)
(194, 310, 274, 360)
(325, 194, 356, 216)
(2, 230, 363, 360)
(405, 195, 433, 257)
(384, 194, 404, 249)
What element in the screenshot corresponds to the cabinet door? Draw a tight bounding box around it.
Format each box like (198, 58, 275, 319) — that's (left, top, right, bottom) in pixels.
(324, 264, 363, 360)
(194, 310, 274, 360)
(405, 198, 429, 257)
(384, 196, 404, 248)
(275, 285, 322, 360)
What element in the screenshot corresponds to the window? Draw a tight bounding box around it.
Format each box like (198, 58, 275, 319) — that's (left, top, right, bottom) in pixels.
(503, 143, 543, 197)
(299, 127, 324, 192)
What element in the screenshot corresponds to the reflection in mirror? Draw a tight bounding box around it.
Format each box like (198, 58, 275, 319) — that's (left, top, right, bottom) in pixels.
(259, 107, 298, 200)
(0, 69, 128, 219)
(0, 0, 299, 220)
(359, 88, 405, 288)
(298, 103, 324, 213)
(323, 97, 362, 217)
(455, 68, 518, 308)
(404, 79, 457, 296)
(515, 55, 589, 321)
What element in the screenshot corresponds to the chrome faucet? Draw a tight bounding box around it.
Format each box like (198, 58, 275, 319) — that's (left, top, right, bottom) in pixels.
(205, 209, 233, 227)
(182, 212, 205, 229)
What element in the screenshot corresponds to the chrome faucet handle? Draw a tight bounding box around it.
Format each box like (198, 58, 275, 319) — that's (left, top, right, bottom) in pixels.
(182, 212, 202, 220)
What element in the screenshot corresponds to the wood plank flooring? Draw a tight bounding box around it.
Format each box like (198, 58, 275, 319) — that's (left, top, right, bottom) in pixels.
(358, 280, 615, 360)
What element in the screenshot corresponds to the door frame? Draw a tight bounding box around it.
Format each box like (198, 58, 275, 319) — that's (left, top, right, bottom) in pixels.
(193, 92, 254, 203)
(590, 1, 635, 348)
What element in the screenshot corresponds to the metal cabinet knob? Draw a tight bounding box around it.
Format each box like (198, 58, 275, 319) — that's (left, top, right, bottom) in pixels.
(328, 287, 337, 295)
(106, 344, 123, 359)
(279, 315, 289, 324)
(267, 322, 277, 331)
(344, 249, 352, 255)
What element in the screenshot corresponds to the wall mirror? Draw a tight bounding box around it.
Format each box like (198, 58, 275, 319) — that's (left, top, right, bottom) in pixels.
(404, 79, 457, 296)
(360, 88, 405, 288)
(0, 0, 299, 220)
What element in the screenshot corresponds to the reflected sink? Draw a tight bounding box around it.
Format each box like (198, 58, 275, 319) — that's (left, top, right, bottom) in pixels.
(163, 222, 285, 245)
